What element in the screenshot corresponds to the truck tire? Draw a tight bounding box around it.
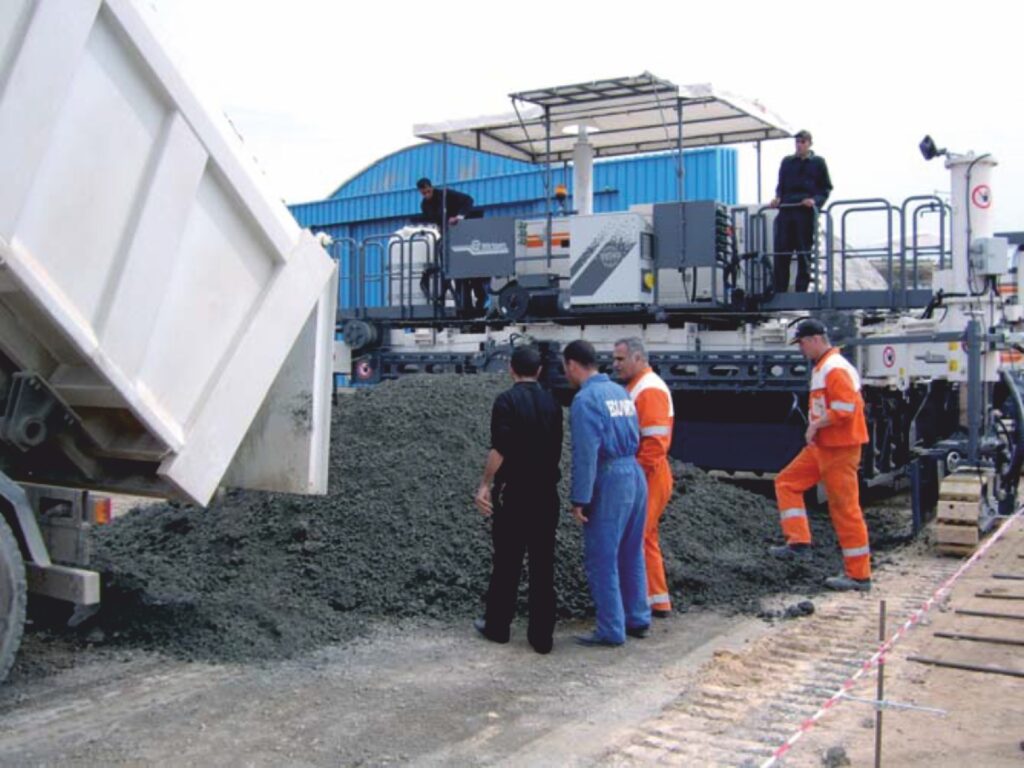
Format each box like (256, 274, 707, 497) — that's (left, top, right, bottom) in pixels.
(0, 515, 27, 683)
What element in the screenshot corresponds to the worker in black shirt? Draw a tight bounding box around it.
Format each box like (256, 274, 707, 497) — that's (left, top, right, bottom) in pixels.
(473, 345, 563, 654)
(415, 177, 475, 228)
(770, 130, 833, 293)
(414, 177, 486, 315)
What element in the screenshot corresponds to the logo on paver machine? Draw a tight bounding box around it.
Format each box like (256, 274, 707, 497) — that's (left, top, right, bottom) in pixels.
(451, 240, 511, 256)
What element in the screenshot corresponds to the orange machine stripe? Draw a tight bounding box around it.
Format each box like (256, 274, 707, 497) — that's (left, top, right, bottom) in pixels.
(525, 232, 570, 247)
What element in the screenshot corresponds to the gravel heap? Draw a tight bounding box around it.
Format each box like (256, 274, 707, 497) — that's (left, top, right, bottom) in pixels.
(87, 375, 898, 663)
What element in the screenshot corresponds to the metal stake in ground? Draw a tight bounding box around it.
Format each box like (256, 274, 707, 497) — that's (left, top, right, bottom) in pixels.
(875, 599, 886, 768)
(933, 631, 1024, 647)
(954, 608, 1024, 621)
(908, 656, 1024, 678)
(974, 592, 1024, 600)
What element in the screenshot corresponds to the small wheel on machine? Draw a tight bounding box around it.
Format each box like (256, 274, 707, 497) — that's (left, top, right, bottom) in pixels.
(497, 283, 530, 322)
(341, 320, 378, 353)
(944, 450, 961, 474)
(0, 514, 27, 683)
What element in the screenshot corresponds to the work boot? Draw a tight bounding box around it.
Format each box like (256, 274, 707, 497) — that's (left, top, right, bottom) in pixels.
(625, 625, 649, 639)
(473, 618, 509, 644)
(574, 632, 623, 648)
(529, 639, 553, 655)
(651, 608, 671, 619)
(824, 573, 872, 592)
(527, 630, 553, 655)
(769, 543, 810, 561)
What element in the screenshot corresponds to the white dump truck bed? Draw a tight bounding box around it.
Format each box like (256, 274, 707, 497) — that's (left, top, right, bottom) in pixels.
(0, 0, 337, 505)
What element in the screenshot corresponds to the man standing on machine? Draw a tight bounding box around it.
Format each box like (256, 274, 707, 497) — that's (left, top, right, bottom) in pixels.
(414, 177, 486, 315)
(770, 130, 832, 293)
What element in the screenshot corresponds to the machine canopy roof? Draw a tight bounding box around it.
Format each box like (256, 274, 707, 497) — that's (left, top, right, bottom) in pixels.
(413, 73, 793, 164)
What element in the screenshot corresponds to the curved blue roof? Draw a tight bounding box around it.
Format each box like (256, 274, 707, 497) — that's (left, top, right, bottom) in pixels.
(327, 142, 533, 199)
(293, 144, 736, 230)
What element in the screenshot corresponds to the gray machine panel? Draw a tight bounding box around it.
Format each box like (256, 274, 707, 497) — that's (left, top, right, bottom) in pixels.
(653, 201, 721, 268)
(568, 213, 653, 306)
(446, 217, 516, 278)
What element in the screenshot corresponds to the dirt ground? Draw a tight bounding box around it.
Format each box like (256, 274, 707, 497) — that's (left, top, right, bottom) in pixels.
(789, 516, 1024, 768)
(605, 514, 1024, 768)
(2, 513, 1021, 766)
(0, 611, 762, 766)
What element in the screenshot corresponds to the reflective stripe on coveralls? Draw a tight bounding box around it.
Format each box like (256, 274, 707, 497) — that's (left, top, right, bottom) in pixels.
(626, 368, 674, 612)
(570, 373, 651, 643)
(641, 425, 671, 437)
(809, 349, 869, 447)
(775, 347, 871, 580)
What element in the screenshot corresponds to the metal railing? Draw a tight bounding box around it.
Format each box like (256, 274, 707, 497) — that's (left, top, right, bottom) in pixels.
(327, 229, 448, 321)
(901, 196, 951, 286)
(739, 195, 952, 310)
(333, 193, 954, 318)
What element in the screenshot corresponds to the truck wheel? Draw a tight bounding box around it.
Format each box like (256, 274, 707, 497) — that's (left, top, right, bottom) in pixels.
(0, 515, 26, 683)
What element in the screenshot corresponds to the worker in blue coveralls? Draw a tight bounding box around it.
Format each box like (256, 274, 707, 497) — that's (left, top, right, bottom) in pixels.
(563, 340, 651, 647)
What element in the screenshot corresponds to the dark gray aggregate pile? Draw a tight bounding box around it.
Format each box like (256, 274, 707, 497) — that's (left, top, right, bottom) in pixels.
(84, 375, 906, 663)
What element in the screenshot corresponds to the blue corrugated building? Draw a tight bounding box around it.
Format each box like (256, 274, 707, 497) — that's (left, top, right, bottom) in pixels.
(289, 142, 736, 309)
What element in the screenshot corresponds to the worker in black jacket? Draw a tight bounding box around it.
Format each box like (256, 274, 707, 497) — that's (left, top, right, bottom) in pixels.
(473, 345, 563, 654)
(413, 177, 486, 315)
(770, 130, 832, 293)
(415, 177, 475, 228)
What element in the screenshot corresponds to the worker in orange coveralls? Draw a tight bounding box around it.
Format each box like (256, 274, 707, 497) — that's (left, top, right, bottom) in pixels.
(770, 318, 872, 591)
(613, 337, 675, 617)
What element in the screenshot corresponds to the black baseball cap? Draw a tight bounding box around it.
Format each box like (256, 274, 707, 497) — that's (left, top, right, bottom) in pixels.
(790, 318, 827, 343)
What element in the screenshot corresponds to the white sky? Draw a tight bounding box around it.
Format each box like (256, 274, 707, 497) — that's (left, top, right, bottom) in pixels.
(148, 0, 1021, 244)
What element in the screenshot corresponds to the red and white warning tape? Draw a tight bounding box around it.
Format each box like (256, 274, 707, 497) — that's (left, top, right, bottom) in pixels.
(760, 504, 1024, 768)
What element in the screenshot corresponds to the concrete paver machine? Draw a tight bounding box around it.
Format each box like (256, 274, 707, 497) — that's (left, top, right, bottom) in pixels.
(333, 74, 1024, 551)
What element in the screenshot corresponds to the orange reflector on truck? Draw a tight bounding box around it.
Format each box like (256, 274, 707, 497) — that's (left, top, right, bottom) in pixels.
(92, 496, 112, 525)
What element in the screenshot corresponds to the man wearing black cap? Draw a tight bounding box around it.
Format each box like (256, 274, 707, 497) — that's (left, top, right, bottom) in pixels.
(771, 318, 872, 591)
(770, 131, 833, 293)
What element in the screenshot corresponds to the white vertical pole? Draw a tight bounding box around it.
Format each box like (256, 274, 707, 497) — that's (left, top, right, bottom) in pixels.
(573, 128, 594, 216)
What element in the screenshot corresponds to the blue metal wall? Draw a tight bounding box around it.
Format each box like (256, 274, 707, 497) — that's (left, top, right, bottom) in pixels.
(290, 142, 737, 310)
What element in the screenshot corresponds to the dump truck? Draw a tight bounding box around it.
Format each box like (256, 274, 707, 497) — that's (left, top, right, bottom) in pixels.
(0, 0, 338, 680)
